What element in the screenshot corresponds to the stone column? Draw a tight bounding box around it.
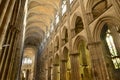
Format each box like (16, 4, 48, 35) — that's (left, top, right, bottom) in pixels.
(45, 69, 48, 80)
(0, 27, 9, 63)
(11, 47, 21, 80)
(26, 69, 29, 80)
(70, 53, 81, 80)
(0, 0, 16, 56)
(87, 41, 110, 80)
(52, 64, 60, 80)
(0, 29, 11, 74)
(1, 30, 16, 80)
(78, 0, 109, 80)
(0, 0, 10, 26)
(60, 60, 67, 80)
(7, 29, 19, 79)
(48, 67, 52, 80)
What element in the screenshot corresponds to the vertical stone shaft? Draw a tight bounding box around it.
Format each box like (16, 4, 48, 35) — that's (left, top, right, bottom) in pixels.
(1, 30, 16, 80)
(70, 53, 81, 80)
(48, 67, 52, 80)
(0, 0, 16, 57)
(52, 65, 59, 80)
(0, 0, 10, 26)
(0, 29, 11, 75)
(7, 30, 19, 79)
(60, 60, 67, 80)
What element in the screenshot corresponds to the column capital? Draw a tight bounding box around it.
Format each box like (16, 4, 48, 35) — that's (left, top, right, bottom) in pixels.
(48, 66, 52, 68)
(53, 64, 59, 66)
(69, 52, 79, 56)
(87, 41, 101, 46)
(86, 41, 101, 49)
(45, 68, 48, 70)
(86, 11, 92, 15)
(60, 59, 67, 62)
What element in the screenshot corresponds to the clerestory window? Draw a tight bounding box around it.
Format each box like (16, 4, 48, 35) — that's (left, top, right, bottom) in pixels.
(106, 29, 120, 69)
(70, 0, 74, 4)
(62, 0, 67, 15)
(55, 12, 59, 24)
(22, 57, 32, 65)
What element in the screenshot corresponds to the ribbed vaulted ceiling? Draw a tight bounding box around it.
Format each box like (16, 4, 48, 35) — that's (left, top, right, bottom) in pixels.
(25, 0, 61, 47)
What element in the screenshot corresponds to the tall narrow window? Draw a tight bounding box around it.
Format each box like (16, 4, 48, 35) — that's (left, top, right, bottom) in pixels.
(62, 0, 67, 15)
(50, 23, 54, 32)
(106, 29, 120, 69)
(70, 0, 74, 4)
(22, 57, 32, 65)
(55, 12, 59, 24)
(75, 16, 84, 34)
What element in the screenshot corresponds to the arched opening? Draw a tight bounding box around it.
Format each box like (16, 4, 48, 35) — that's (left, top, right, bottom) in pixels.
(21, 47, 36, 80)
(78, 40, 92, 80)
(92, 0, 108, 19)
(63, 47, 69, 60)
(73, 37, 92, 80)
(100, 23, 120, 80)
(49, 43, 53, 55)
(62, 47, 71, 80)
(61, 27, 68, 46)
(53, 54, 60, 80)
(54, 37, 59, 52)
(75, 16, 84, 35)
(54, 54, 60, 65)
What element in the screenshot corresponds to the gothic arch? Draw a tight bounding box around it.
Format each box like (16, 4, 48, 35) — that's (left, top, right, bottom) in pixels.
(54, 36, 59, 52)
(61, 26, 68, 39)
(61, 26, 68, 45)
(93, 16, 120, 41)
(25, 27, 44, 36)
(25, 36, 40, 47)
(73, 35, 87, 53)
(72, 35, 92, 80)
(62, 46, 69, 60)
(54, 53, 60, 65)
(71, 13, 84, 36)
(27, 12, 53, 21)
(48, 58, 53, 67)
(93, 16, 120, 80)
(70, 11, 82, 29)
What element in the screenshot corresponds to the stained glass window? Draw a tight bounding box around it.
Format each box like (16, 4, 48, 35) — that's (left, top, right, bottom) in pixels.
(22, 57, 32, 65)
(106, 29, 120, 69)
(55, 12, 59, 24)
(62, 0, 67, 15)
